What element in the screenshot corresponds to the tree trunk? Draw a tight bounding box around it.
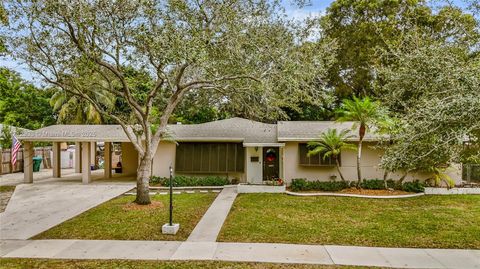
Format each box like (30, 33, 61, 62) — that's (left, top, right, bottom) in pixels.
(383, 170, 389, 189)
(398, 171, 408, 185)
(356, 138, 363, 188)
(335, 158, 346, 182)
(135, 153, 152, 205)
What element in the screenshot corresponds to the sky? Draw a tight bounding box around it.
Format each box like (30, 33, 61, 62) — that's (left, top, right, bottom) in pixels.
(0, 0, 471, 85)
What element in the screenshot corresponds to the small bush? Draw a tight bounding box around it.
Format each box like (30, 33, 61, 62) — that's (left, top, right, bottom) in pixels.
(356, 179, 400, 190)
(360, 179, 385, 190)
(290, 178, 309, 191)
(149, 175, 229, 187)
(290, 178, 349, 192)
(402, 180, 425, 193)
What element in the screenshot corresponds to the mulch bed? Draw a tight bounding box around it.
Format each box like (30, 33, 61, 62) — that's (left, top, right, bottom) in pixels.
(122, 201, 164, 211)
(339, 188, 412, 196)
(287, 187, 413, 196)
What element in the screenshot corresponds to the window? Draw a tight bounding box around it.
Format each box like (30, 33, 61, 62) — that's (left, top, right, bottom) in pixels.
(298, 143, 339, 166)
(175, 142, 245, 173)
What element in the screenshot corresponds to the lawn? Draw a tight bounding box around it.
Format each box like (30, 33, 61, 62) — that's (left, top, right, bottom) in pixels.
(0, 259, 374, 269)
(0, 185, 16, 192)
(218, 194, 480, 249)
(34, 193, 216, 241)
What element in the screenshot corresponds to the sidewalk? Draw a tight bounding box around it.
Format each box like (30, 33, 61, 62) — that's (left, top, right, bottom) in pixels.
(1, 239, 478, 268)
(187, 186, 237, 242)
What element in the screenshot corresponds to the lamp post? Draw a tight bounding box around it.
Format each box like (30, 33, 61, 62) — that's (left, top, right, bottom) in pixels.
(162, 164, 179, 234)
(169, 165, 173, 226)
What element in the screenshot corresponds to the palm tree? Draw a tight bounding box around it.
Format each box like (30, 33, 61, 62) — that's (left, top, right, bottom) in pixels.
(307, 128, 356, 182)
(50, 89, 115, 124)
(337, 96, 383, 187)
(426, 166, 455, 189)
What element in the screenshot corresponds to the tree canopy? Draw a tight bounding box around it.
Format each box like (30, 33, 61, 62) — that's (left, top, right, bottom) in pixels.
(321, 0, 479, 97)
(0, 68, 55, 129)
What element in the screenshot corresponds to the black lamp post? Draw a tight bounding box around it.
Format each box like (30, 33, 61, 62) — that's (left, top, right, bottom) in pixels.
(162, 164, 179, 234)
(169, 165, 173, 226)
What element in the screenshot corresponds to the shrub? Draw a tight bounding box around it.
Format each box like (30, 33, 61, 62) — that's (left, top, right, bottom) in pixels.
(360, 179, 385, 189)
(358, 179, 399, 190)
(149, 175, 230, 187)
(402, 180, 425, 193)
(290, 178, 309, 191)
(290, 178, 349, 192)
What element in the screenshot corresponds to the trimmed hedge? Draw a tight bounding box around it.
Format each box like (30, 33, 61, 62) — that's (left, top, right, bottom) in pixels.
(290, 178, 349, 192)
(402, 180, 425, 193)
(290, 178, 425, 193)
(360, 179, 398, 190)
(150, 175, 230, 187)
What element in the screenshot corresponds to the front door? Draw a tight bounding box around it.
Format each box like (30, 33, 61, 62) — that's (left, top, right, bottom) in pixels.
(262, 147, 279, 181)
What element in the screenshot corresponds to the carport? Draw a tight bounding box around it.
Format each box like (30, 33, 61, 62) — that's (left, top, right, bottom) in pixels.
(18, 125, 138, 184)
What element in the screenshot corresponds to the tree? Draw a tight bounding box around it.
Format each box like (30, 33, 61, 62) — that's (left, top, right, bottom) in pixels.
(336, 96, 384, 186)
(0, 3, 7, 54)
(307, 128, 356, 182)
(321, 0, 479, 97)
(50, 88, 114, 124)
(377, 32, 480, 182)
(0, 68, 55, 129)
(0, 124, 12, 149)
(6, 0, 333, 204)
(375, 115, 402, 188)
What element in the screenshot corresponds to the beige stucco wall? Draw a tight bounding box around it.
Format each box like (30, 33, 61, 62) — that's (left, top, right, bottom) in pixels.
(282, 141, 462, 185)
(121, 142, 138, 176)
(152, 141, 176, 178)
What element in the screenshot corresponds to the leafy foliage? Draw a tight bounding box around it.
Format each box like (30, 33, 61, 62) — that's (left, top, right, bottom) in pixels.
(307, 128, 356, 181)
(290, 178, 349, 192)
(402, 180, 425, 193)
(149, 175, 230, 187)
(321, 0, 479, 97)
(336, 96, 386, 185)
(0, 68, 55, 129)
(378, 34, 480, 175)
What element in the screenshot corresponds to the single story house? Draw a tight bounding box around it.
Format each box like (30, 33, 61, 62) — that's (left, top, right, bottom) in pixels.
(18, 117, 462, 185)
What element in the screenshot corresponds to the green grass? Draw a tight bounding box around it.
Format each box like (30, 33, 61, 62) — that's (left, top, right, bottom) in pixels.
(0, 259, 375, 269)
(34, 193, 217, 241)
(218, 194, 480, 249)
(0, 185, 15, 192)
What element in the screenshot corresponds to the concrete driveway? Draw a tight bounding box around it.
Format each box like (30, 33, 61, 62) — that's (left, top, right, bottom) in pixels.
(0, 183, 134, 240)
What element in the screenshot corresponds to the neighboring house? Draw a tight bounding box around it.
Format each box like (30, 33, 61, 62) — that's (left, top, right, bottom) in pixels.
(18, 117, 463, 185)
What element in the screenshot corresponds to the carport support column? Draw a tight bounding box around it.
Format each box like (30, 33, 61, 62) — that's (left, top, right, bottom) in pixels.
(23, 141, 34, 184)
(52, 142, 61, 178)
(75, 142, 82, 173)
(90, 142, 97, 167)
(82, 142, 91, 184)
(104, 142, 112, 179)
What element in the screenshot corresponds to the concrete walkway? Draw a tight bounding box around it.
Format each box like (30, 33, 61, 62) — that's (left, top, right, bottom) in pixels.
(0, 168, 76, 186)
(187, 186, 237, 242)
(0, 183, 134, 239)
(1, 239, 478, 268)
